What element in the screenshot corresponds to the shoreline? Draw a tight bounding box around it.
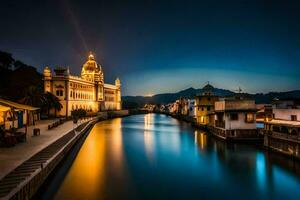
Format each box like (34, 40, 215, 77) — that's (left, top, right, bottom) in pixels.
(0, 110, 132, 200)
(164, 112, 300, 161)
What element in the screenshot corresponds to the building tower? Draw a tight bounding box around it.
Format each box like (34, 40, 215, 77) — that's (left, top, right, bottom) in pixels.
(195, 82, 219, 125)
(115, 77, 122, 110)
(43, 66, 52, 93)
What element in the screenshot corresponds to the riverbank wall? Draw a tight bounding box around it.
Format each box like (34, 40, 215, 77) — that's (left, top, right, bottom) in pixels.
(264, 131, 300, 160)
(0, 110, 130, 200)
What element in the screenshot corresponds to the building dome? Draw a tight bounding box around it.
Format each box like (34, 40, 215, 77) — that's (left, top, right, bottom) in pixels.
(82, 52, 102, 73)
(81, 52, 103, 82)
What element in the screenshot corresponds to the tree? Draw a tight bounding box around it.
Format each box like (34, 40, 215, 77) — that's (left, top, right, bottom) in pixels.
(19, 86, 45, 107)
(0, 51, 15, 70)
(44, 92, 63, 117)
(71, 109, 87, 123)
(14, 60, 26, 70)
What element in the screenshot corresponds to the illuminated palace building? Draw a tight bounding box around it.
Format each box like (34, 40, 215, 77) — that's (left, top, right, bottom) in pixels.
(43, 53, 121, 117)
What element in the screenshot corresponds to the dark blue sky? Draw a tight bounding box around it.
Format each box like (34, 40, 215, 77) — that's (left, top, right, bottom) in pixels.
(1, 0, 300, 96)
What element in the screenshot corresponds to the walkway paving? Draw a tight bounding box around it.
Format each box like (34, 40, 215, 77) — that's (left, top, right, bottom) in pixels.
(0, 119, 87, 180)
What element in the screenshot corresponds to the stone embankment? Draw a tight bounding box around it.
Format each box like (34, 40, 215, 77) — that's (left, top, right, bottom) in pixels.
(0, 110, 129, 200)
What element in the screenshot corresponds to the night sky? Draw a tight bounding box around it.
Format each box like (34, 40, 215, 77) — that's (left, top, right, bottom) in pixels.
(1, 0, 300, 96)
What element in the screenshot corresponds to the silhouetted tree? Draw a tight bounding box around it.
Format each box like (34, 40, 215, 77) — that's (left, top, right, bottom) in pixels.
(14, 60, 26, 70)
(0, 51, 14, 70)
(71, 109, 87, 123)
(19, 86, 45, 107)
(44, 92, 63, 117)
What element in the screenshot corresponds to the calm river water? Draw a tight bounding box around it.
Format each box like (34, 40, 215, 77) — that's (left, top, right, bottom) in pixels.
(37, 114, 300, 200)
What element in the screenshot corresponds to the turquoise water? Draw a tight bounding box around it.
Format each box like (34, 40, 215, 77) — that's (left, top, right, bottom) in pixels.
(38, 114, 300, 200)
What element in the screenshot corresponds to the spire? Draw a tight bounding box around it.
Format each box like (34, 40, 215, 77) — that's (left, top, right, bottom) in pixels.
(88, 51, 95, 60)
(115, 77, 121, 85)
(43, 66, 51, 78)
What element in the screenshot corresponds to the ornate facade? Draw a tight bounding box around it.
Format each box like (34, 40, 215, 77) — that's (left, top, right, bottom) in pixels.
(43, 53, 121, 117)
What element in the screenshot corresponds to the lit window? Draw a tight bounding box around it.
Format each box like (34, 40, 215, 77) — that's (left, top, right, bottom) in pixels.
(245, 113, 254, 123)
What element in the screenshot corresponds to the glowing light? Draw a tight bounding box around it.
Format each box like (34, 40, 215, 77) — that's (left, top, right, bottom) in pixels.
(55, 124, 106, 198)
(144, 130, 154, 161)
(194, 130, 207, 150)
(144, 113, 153, 130)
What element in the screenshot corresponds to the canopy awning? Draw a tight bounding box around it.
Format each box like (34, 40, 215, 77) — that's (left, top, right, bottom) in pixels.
(0, 105, 10, 112)
(0, 99, 39, 111)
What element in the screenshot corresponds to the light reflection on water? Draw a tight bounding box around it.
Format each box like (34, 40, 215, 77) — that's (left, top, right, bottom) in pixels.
(40, 114, 300, 200)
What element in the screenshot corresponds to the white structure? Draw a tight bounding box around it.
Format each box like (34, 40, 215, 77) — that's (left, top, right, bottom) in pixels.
(211, 97, 258, 140)
(215, 98, 256, 130)
(272, 108, 300, 121)
(188, 99, 196, 117)
(44, 53, 121, 117)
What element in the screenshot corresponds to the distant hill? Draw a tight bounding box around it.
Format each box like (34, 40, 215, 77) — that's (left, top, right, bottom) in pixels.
(123, 87, 235, 106)
(122, 87, 300, 107)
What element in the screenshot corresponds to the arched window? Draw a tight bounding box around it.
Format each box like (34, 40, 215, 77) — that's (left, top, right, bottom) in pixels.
(56, 90, 63, 96)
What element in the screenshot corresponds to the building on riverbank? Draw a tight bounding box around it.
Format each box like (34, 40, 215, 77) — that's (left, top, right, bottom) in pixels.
(209, 97, 259, 140)
(264, 119, 300, 159)
(0, 98, 39, 130)
(187, 99, 196, 117)
(43, 53, 121, 117)
(195, 83, 219, 126)
(263, 101, 300, 159)
(256, 104, 273, 122)
(272, 108, 300, 121)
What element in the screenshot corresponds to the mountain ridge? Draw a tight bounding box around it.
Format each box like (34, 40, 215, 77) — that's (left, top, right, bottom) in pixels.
(122, 87, 300, 107)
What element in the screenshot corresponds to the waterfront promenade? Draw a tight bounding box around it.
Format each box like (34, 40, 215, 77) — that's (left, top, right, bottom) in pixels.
(0, 119, 89, 180)
(0, 110, 129, 199)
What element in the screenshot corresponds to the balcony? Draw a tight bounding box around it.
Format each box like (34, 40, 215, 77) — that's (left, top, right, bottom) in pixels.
(215, 120, 225, 128)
